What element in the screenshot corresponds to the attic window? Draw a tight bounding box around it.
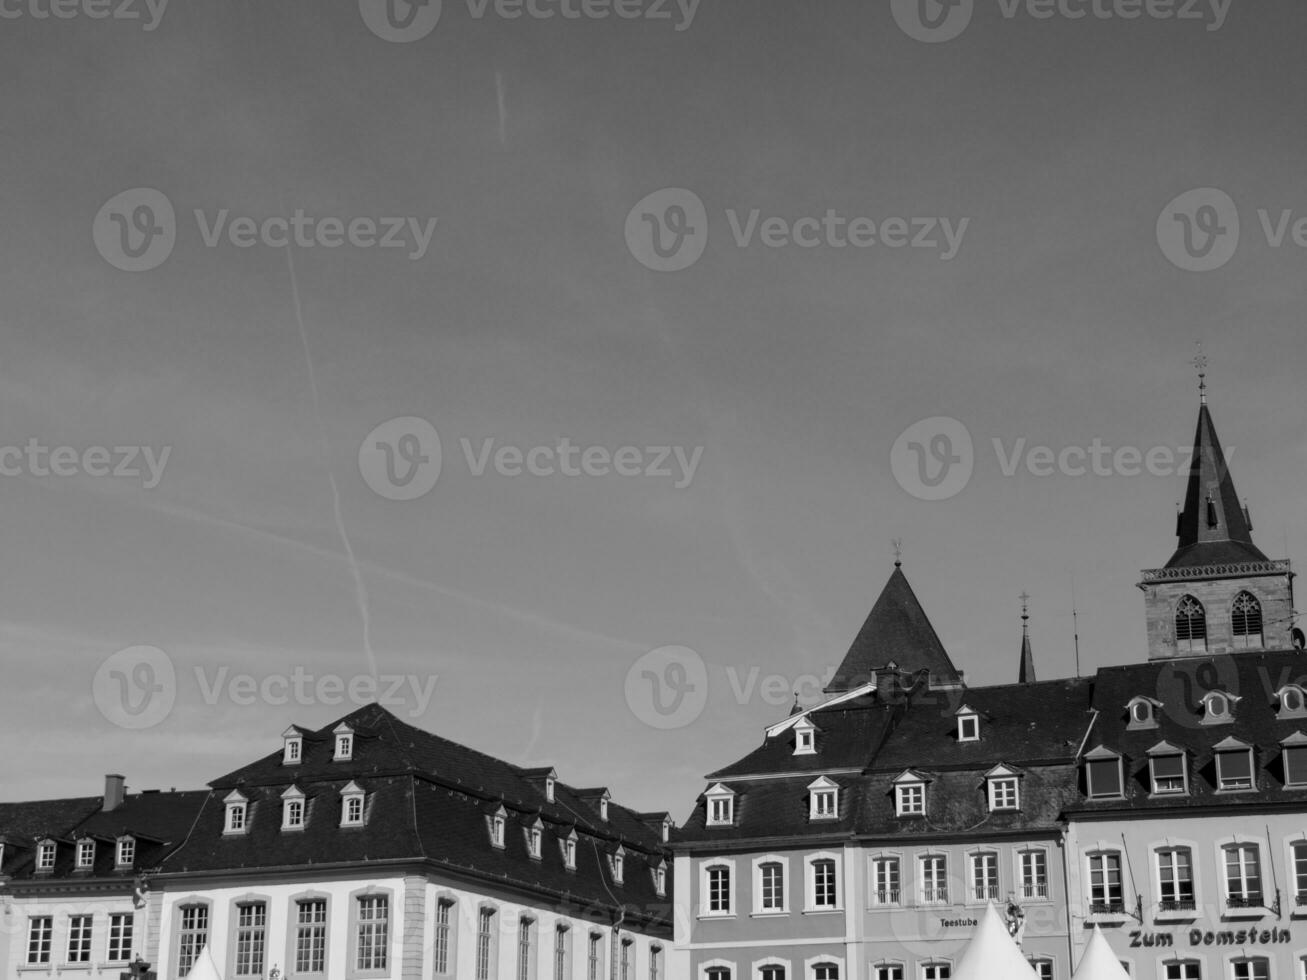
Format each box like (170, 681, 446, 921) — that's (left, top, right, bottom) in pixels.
(794, 719, 817, 756)
(340, 782, 366, 827)
(661, 817, 673, 843)
(546, 778, 555, 803)
(653, 864, 667, 897)
(36, 840, 56, 872)
(115, 837, 135, 868)
(1148, 745, 1188, 796)
(76, 839, 95, 869)
(610, 850, 625, 884)
(489, 812, 506, 848)
(282, 788, 306, 831)
(223, 792, 249, 835)
(705, 785, 736, 827)
(1215, 740, 1255, 791)
(1127, 698, 1159, 730)
(561, 835, 577, 870)
(526, 823, 543, 860)
(333, 730, 354, 761)
(1277, 687, 1307, 720)
(957, 712, 980, 743)
(808, 777, 839, 821)
(894, 774, 927, 817)
(1085, 749, 1124, 800)
(1281, 734, 1307, 787)
(600, 798, 609, 822)
(986, 770, 1020, 811)
(1201, 691, 1236, 725)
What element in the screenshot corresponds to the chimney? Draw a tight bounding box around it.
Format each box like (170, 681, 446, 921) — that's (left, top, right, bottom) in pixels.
(104, 774, 126, 812)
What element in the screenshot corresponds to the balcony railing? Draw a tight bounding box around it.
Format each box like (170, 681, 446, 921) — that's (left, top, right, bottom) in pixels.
(1158, 899, 1196, 912)
(1296, 893, 1307, 908)
(1089, 901, 1125, 915)
(874, 890, 901, 905)
(1227, 895, 1263, 910)
(922, 889, 948, 904)
(973, 886, 1000, 901)
(1022, 885, 1049, 900)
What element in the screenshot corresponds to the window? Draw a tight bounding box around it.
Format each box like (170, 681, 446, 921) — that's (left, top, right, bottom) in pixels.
(706, 864, 732, 914)
(517, 917, 534, 980)
(433, 900, 454, 975)
(67, 914, 93, 963)
(705, 969, 730, 980)
(921, 855, 948, 905)
(988, 777, 1019, 811)
(76, 838, 95, 868)
(872, 856, 901, 905)
(610, 850, 625, 884)
(1150, 751, 1187, 795)
(234, 902, 267, 976)
(476, 908, 495, 980)
(813, 965, 838, 980)
(599, 797, 609, 822)
(761, 967, 786, 980)
(344, 793, 365, 826)
(896, 781, 925, 816)
(1088, 852, 1124, 913)
(108, 913, 134, 962)
(1233, 959, 1269, 980)
(921, 965, 950, 980)
(1127, 698, 1158, 729)
(654, 864, 668, 896)
(553, 925, 568, 980)
(958, 712, 980, 742)
(177, 905, 209, 977)
(811, 787, 838, 820)
(27, 916, 52, 965)
(1164, 963, 1199, 980)
(562, 836, 577, 870)
(1294, 841, 1307, 906)
(36, 840, 55, 871)
(489, 813, 507, 848)
(1232, 592, 1264, 648)
(706, 785, 735, 826)
(527, 824, 543, 860)
(284, 796, 306, 831)
(1217, 744, 1255, 790)
(760, 861, 786, 912)
(587, 934, 603, 980)
(1085, 751, 1124, 799)
(795, 719, 816, 755)
(1020, 850, 1048, 900)
(1224, 844, 1263, 907)
(1175, 595, 1207, 653)
(1028, 959, 1053, 980)
(116, 837, 136, 867)
(1280, 687, 1307, 717)
(335, 731, 354, 761)
(356, 895, 389, 972)
(620, 939, 632, 980)
(295, 899, 327, 974)
(1202, 691, 1235, 724)
(811, 858, 838, 909)
(970, 852, 999, 902)
(224, 793, 248, 834)
(873, 966, 904, 980)
(1157, 848, 1195, 910)
(546, 777, 555, 802)
(1284, 737, 1307, 786)
(283, 731, 302, 764)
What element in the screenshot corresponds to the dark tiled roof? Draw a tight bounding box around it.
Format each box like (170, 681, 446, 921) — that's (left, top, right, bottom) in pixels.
(0, 797, 102, 876)
(825, 567, 960, 693)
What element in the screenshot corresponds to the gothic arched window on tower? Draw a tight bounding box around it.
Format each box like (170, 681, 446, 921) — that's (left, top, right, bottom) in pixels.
(1175, 595, 1208, 654)
(1231, 592, 1264, 649)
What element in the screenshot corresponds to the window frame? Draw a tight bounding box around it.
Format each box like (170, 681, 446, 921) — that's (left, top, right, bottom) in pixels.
(919, 853, 949, 906)
(806, 852, 841, 912)
(968, 850, 1000, 904)
(347, 887, 392, 979)
(107, 912, 134, 963)
(870, 853, 902, 907)
(1017, 848, 1049, 902)
(1086, 850, 1125, 914)
(702, 860, 735, 917)
(27, 915, 52, 965)
(288, 893, 330, 977)
(753, 854, 789, 915)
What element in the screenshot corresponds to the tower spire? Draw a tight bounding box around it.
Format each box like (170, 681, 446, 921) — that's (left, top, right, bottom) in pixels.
(1192, 343, 1208, 405)
(1018, 591, 1036, 684)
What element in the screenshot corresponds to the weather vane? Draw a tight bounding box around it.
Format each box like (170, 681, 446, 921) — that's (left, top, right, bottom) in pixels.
(1191, 343, 1208, 404)
(1020, 591, 1031, 629)
(891, 539, 902, 567)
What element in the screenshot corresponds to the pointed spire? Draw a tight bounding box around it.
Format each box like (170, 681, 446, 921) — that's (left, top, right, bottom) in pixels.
(1167, 380, 1269, 569)
(825, 563, 961, 693)
(1018, 592, 1036, 684)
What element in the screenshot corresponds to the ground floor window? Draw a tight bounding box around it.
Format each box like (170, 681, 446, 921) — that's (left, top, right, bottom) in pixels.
(1164, 962, 1200, 980)
(1233, 958, 1269, 980)
(921, 965, 950, 980)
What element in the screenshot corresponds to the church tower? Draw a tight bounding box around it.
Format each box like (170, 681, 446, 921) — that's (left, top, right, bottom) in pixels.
(1138, 362, 1296, 659)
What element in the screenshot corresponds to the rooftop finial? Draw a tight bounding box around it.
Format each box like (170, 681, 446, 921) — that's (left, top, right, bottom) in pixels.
(891, 538, 902, 568)
(1192, 343, 1208, 405)
(1019, 590, 1031, 634)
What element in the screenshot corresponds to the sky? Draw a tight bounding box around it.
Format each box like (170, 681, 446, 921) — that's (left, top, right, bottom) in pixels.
(2, 0, 1306, 819)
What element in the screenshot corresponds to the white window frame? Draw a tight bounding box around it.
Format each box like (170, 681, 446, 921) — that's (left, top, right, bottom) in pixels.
(705, 784, 736, 827)
(894, 772, 927, 817)
(919, 853, 949, 906)
(561, 834, 578, 870)
(1087, 850, 1125, 913)
(752, 854, 790, 915)
(794, 718, 817, 755)
(282, 727, 303, 765)
(340, 782, 366, 827)
(1084, 747, 1125, 800)
(808, 777, 839, 821)
(872, 964, 905, 980)
(1154, 844, 1197, 913)
(701, 860, 735, 918)
(805, 852, 842, 912)
(488, 811, 507, 849)
(1017, 848, 1049, 901)
(1215, 740, 1256, 791)
(870, 853, 903, 907)
(223, 790, 249, 835)
(115, 836, 136, 868)
(1148, 742, 1189, 796)
(988, 776, 1020, 811)
(1220, 840, 1264, 910)
(957, 711, 980, 743)
(282, 787, 306, 831)
(1126, 697, 1159, 730)
(333, 724, 354, 761)
(526, 822, 543, 860)
(75, 838, 95, 869)
(968, 850, 1000, 904)
(610, 849, 625, 885)
(1278, 687, 1307, 719)
(1200, 691, 1237, 726)
(36, 840, 56, 871)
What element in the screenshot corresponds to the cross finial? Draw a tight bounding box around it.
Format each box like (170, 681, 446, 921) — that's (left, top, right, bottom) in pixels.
(891, 539, 902, 567)
(1019, 591, 1031, 630)
(1192, 343, 1208, 405)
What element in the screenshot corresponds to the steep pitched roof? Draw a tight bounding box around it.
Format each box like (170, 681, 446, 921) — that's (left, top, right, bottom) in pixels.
(1167, 402, 1268, 568)
(825, 566, 960, 693)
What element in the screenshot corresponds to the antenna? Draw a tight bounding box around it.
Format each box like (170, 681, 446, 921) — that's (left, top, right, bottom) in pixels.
(1071, 577, 1082, 678)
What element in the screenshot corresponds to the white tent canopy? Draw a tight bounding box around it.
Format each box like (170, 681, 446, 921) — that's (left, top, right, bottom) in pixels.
(1072, 925, 1131, 980)
(182, 945, 221, 980)
(952, 902, 1040, 980)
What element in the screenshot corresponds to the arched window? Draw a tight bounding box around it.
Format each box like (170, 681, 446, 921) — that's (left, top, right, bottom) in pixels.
(1232, 592, 1264, 648)
(811, 964, 838, 980)
(1175, 595, 1207, 653)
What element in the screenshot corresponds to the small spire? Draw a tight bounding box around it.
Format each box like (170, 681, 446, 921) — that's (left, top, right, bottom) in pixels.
(891, 538, 903, 568)
(1018, 592, 1036, 684)
(1192, 343, 1208, 405)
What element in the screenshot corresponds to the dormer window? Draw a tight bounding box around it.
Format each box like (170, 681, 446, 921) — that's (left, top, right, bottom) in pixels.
(561, 833, 578, 870)
(36, 840, 55, 872)
(546, 777, 555, 803)
(705, 784, 736, 827)
(340, 781, 366, 827)
(115, 837, 135, 868)
(1175, 595, 1207, 654)
(525, 820, 543, 860)
(808, 777, 839, 821)
(893, 771, 928, 816)
(1084, 746, 1124, 800)
(282, 726, 304, 765)
(794, 718, 817, 756)
(1277, 686, 1307, 719)
(661, 816, 673, 843)
(282, 787, 306, 831)
(985, 765, 1021, 811)
(1215, 737, 1255, 791)
(333, 724, 354, 761)
(1200, 690, 1237, 725)
(1147, 742, 1188, 796)
(1281, 733, 1307, 787)
(75, 839, 95, 869)
(1126, 697, 1160, 730)
(1231, 591, 1264, 649)
(600, 798, 609, 821)
(487, 808, 507, 848)
(652, 862, 667, 897)
(956, 706, 980, 743)
(223, 790, 249, 835)
(609, 848, 625, 884)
